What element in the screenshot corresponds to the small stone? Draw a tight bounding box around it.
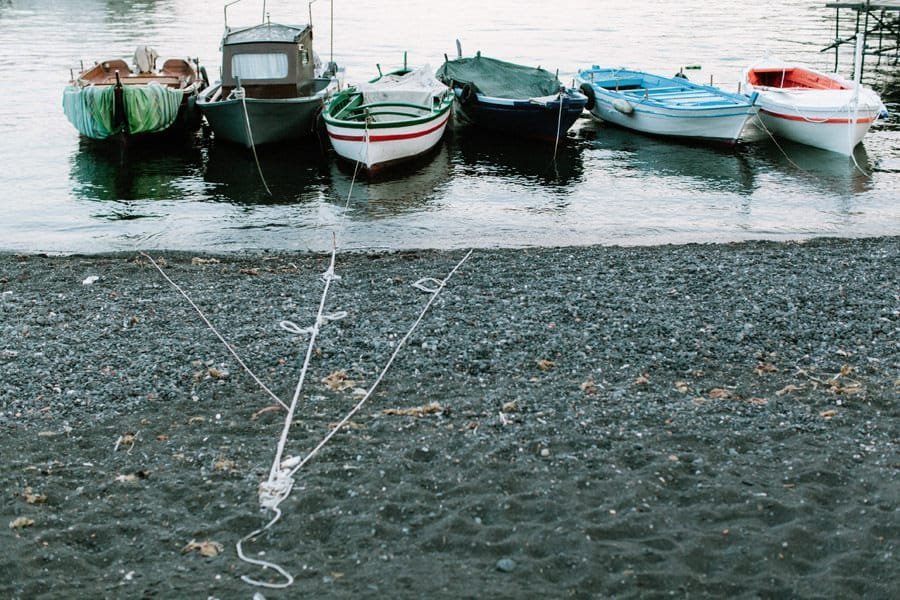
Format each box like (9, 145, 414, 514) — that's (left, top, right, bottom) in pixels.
(540, 448, 550, 457)
(496, 558, 516, 572)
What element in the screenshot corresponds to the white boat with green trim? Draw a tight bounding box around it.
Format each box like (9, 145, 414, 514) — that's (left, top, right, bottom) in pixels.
(322, 63, 453, 171)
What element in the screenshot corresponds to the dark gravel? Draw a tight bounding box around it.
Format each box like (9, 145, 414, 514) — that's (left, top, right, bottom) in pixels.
(1, 238, 898, 598)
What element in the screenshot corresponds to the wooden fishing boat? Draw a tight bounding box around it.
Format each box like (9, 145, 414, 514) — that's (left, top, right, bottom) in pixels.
(322, 63, 453, 171)
(436, 52, 587, 142)
(62, 46, 205, 141)
(197, 16, 338, 148)
(575, 66, 758, 145)
(742, 57, 887, 155)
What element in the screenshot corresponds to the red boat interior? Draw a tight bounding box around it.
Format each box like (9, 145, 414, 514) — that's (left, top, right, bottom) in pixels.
(746, 67, 849, 90)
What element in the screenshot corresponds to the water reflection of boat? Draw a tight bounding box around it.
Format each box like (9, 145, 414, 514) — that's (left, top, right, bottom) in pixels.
(451, 123, 586, 187)
(326, 140, 452, 218)
(579, 119, 756, 193)
(69, 137, 204, 206)
(746, 128, 874, 195)
(203, 138, 327, 203)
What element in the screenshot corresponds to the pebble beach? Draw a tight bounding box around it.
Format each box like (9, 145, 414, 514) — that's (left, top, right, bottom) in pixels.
(1, 237, 898, 598)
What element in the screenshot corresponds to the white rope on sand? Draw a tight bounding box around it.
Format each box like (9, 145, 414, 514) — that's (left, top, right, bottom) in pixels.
(236, 248, 474, 589)
(139, 251, 288, 411)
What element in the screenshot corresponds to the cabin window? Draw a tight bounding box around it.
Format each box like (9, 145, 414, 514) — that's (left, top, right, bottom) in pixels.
(231, 53, 289, 80)
(299, 45, 309, 66)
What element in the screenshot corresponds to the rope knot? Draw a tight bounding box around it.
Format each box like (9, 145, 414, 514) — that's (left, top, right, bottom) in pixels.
(320, 267, 341, 283)
(279, 310, 347, 337)
(259, 471, 294, 511)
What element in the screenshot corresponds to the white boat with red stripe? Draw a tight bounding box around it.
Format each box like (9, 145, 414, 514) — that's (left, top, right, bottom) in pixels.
(743, 56, 887, 155)
(323, 63, 453, 172)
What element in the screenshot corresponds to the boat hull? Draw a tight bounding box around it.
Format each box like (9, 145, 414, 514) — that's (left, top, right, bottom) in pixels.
(743, 61, 886, 155)
(755, 103, 881, 155)
(197, 80, 333, 147)
(586, 96, 753, 143)
(325, 108, 451, 171)
(454, 90, 587, 142)
(576, 68, 756, 144)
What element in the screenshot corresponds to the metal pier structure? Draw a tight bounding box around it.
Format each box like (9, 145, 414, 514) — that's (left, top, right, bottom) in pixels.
(823, 1, 900, 81)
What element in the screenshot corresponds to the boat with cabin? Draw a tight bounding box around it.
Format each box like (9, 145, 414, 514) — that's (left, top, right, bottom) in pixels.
(197, 7, 337, 148)
(62, 46, 205, 141)
(322, 60, 453, 172)
(435, 51, 587, 142)
(742, 56, 887, 155)
(575, 66, 758, 145)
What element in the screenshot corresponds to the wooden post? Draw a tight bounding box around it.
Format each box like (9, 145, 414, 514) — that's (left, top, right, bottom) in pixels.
(834, 6, 841, 71)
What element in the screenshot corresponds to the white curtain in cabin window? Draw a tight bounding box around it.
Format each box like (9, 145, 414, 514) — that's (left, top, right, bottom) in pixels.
(231, 53, 289, 80)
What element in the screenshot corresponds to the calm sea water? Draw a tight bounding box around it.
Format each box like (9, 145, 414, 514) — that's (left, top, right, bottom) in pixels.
(0, 0, 897, 253)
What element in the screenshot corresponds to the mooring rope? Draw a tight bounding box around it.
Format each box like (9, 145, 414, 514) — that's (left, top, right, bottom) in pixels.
(552, 89, 565, 163)
(845, 91, 870, 177)
(236, 248, 473, 589)
(138, 251, 288, 410)
(751, 113, 803, 171)
(235, 131, 362, 588)
(232, 105, 474, 588)
(282, 250, 473, 483)
(237, 87, 273, 196)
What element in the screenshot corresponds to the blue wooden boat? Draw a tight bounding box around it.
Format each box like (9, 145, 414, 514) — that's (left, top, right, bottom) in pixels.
(575, 67, 758, 145)
(436, 52, 587, 143)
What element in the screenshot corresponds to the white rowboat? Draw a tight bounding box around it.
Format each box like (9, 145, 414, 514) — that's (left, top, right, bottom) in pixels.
(323, 65, 453, 172)
(742, 57, 886, 155)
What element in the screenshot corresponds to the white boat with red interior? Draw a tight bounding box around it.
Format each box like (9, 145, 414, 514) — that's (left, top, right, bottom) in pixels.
(743, 57, 886, 155)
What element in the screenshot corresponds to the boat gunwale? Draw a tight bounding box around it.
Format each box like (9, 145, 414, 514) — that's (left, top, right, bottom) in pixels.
(467, 88, 588, 108)
(578, 67, 753, 108)
(323, 95, 452, 129)
(322, 71, 454, 130)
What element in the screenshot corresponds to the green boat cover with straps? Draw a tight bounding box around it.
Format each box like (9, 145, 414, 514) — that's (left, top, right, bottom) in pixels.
(436, 54, 562, 99)
(63, 82, 183, 139)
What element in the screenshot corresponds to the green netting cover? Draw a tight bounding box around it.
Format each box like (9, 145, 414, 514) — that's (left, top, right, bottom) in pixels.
(63, 84, 118, 139)
(122, 83, 183, 135)
(63, 82, 183, 139)
(435, 54, 561, 99)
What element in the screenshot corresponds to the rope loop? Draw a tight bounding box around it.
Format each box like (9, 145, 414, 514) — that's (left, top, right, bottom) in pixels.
(279, 319, 313, 335)
(412, 277, 444, 294)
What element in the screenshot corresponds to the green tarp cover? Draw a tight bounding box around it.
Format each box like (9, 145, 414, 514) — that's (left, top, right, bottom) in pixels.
(436, 55, 561, 99)
(63, 82, 183, 139)
(63, 85, 118, 139)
